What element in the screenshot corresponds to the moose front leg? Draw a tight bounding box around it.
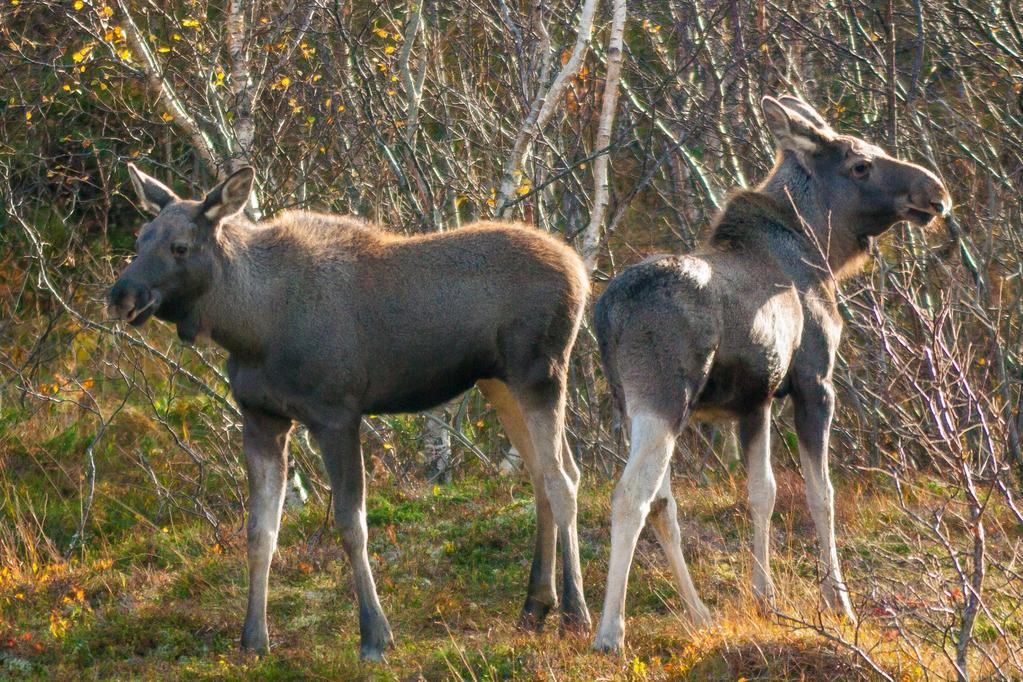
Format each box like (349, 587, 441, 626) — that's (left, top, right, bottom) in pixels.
(793, 379, 856, 621)
(240, 409, 293, 653)
(313, 417, 393, 661)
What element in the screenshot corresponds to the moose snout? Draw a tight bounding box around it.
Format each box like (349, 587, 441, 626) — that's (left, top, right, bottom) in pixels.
(909, 172, 952, 219)
(107, 279, 159, 325)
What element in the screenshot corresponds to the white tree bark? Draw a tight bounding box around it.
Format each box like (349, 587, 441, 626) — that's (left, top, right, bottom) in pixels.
(424, 406, 453, 484)
(117, 0, 218, 174)
(493, 0, 599, 216)
(581, 0, 627, 273)
(225, 0, 263, 218)
(399, 2, 428, 143)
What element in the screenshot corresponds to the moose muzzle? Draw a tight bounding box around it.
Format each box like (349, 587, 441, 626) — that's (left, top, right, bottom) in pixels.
(107, 279, 161, 326)
(902, 171, 952, 226)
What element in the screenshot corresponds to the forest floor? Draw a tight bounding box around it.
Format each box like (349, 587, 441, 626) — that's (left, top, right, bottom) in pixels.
(2, 464, 995, 680)
(1, 380, 1017, 680)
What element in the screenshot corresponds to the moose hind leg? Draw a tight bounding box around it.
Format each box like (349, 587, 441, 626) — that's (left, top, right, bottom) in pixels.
(740, 403, 777, 613)
(240, 410, 292, 653)
(478, 379, 558, 630)
(518, 379, 591, 633)
(647, 468, 712, 628)
(314, 418, 394, 661)
(592, 410, 677, 653)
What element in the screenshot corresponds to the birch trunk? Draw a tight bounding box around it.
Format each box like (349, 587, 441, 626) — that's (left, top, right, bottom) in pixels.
(581, 0, 627, 272)
(493, 0, 598, 216)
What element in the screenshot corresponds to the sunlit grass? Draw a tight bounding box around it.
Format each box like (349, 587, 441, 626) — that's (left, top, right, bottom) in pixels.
(2, 379, 1020, 679)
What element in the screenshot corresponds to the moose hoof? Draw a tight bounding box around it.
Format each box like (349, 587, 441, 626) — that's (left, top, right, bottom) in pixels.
(240, 625, 270, 654)
(560, 606, 592, 635)
(359, 618, 394, 662)
(591, 625, 624, 654)
(686, 601, 713, 629)
(518, 597, 554, 632)
(824, 599, 857, 624)
(752, 580, 777, 616)
(821, 583, 856, 623)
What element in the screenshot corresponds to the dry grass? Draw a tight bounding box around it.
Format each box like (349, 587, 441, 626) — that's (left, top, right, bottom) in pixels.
(2, 342, 1020, 680)
(3, 445, 1015, 680)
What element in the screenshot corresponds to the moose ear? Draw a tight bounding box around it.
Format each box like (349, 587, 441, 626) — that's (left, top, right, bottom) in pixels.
(776, 95, 833, 133)
(762, 96, 833, 156)
(200, 167, 254, 223)
(127, 163, 179, 215)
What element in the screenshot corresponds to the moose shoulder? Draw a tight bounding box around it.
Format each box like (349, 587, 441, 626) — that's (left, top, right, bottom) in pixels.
(108, 165, 592, 660)
(591, 95, 951, 652)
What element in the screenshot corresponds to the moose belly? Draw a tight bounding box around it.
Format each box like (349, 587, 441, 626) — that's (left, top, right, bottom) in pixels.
(694, 297, 800, 419)
(362, 351, 502, 415)
(694, 358, 776, 418)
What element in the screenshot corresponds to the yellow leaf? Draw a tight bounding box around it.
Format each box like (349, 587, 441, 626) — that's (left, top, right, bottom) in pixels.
(181, 18, 199, 28)
(82, 378, 94, 389)
(386, 89, 396, 96)
(631, 656, 647, 676)
(73, 0, 83, 8)
(382, 443, 392, 450)
(62, 84, 71, 92)
(172, 33, 181, 41)
(101, 4, 112, 16)
(24, 111, 31, 121)
(384, 45, 395, 55)
(157, 46, 170, 53)
(375, 28, 388, 38)
(161, 112, 173, 122)
(118, 48, 130, 60)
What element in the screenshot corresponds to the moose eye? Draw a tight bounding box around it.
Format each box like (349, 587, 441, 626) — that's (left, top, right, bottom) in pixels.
(851, 161, 871, 179)
(171, 242, 189, 257)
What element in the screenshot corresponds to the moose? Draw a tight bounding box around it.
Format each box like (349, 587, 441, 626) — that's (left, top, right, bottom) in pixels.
(591, 96, 951, 652)
(107, 165, 592, 660)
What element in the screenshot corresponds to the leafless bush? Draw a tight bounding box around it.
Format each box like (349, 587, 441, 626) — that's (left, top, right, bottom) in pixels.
(2, 0, 1021, 677)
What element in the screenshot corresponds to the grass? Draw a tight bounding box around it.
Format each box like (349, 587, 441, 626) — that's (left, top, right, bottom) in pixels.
(4, 457, 1015, 680)
(1, 343, 1021, 680)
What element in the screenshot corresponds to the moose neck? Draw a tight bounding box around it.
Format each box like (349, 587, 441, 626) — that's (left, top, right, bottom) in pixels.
(191, 220, 273, 359)
(758, 153, 869, 282)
